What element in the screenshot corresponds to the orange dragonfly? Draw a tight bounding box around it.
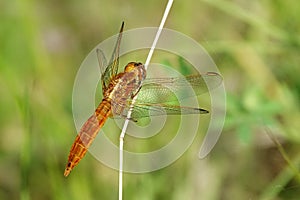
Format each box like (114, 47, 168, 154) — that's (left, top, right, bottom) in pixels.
(64, 22, 222, 177)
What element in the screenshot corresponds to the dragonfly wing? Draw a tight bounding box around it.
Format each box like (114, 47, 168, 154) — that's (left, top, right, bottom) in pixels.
(133, 103, 208, 119)
(100, 22, 124, 92)
(117, 103, 209, 120)
(96, 49, 107, 79)
(136, 72, 223, 104)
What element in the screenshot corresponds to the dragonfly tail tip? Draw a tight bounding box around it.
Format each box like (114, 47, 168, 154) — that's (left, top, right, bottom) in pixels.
(64, 167, 72, 177)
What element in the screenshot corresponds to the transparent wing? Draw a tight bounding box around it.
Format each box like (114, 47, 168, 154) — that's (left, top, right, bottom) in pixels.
(135, 72, 223, 104)
(96, 49, 107, 79)
(111, 72, 222, 120)
(130, 103, 209, 119)
(99, 22, 124, 92)
(112, 101, 209, 120)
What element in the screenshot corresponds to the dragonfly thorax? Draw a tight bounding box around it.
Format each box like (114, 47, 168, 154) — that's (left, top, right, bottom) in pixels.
(105, 62, 146, 106)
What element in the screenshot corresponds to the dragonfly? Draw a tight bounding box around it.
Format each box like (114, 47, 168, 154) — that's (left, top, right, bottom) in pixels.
(64, 22, 222, 177)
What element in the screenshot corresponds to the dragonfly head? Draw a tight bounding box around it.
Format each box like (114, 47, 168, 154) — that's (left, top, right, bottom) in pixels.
(124, 62, 143, 72)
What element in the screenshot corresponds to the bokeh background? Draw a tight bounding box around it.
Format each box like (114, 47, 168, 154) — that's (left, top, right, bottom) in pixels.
(1, 0, 300, 199)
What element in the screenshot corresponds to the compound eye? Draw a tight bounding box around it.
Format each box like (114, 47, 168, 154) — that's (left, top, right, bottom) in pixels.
(134, 62, 143, 67)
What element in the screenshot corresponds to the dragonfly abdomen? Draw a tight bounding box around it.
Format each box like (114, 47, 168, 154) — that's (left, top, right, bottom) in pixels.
(64, 98, 112, 177)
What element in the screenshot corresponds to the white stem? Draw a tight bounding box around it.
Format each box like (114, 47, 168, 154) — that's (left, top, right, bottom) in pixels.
(118, 1, 174, 200)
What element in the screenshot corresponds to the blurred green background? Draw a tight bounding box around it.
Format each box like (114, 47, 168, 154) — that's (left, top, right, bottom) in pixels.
(1, 0, 300, 199)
